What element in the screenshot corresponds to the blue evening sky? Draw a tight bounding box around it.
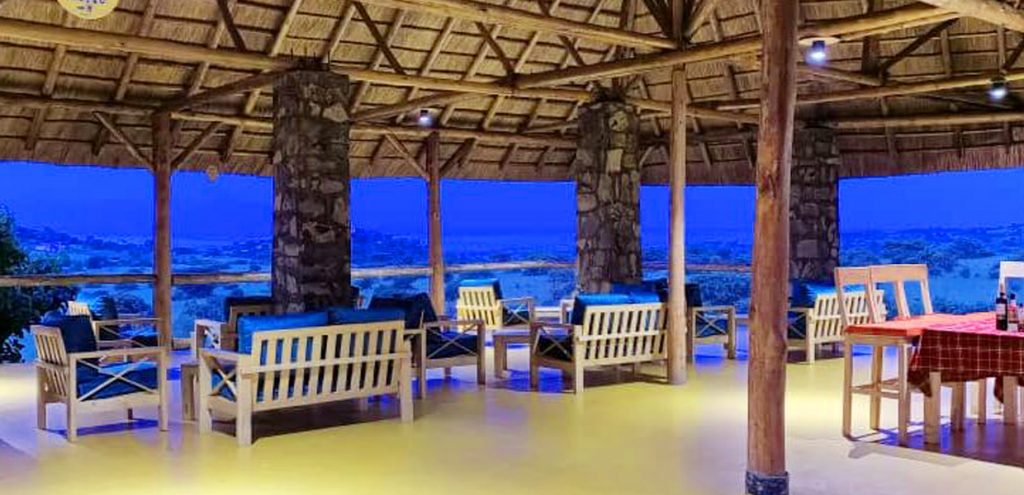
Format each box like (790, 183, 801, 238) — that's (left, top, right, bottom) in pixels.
(0, 160, 1022, 240)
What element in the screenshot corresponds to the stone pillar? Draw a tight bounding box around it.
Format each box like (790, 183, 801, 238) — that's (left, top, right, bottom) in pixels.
(789, 126, 839, 283)
(272, 70, 352, 314)
(575, 99, 642, 293)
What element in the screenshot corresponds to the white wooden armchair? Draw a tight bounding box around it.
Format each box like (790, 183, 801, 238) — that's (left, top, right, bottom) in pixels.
(456, 279, 535, 329)
(66, 300, 160, 348)
(786, 289, 885, 363)
(193, 299, 274, 357)
(32, 324, 168, 442)
(529, 301, 667, 394)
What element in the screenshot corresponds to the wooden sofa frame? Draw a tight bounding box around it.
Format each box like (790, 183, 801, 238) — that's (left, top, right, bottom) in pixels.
(787, 289, 885, 363)
(32, 325, 169, 442)
(456, 285, 535, 329)
(528, 302, 667, 394)
(198, 319, 413, 446)
(688, 304, 737, 361)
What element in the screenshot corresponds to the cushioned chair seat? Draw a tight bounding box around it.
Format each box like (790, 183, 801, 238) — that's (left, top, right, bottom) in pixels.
(236, 312, 329, 354)
(790, 280, 839, 308)
(369, 293, 438, 329)
(426, 332, 479, 359)
(76, 362, 158, 401)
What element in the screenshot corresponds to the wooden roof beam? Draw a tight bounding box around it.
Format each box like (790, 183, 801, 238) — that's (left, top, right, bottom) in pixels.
(159, 71, 289, 113)
(877, 18, 958, 75)
(170, 122, 222, 170)
(383, 133, 429, 178)
(797, 66, 882, 86)
(830, 110, 1024, 128)
(354, 0, 679, 49)
(92, 112, 152, 168)
(216, 0, 249, 52)
(353, 2, 407, 75)
(916, 0, 1024, 33)
(684, 0, 724, 39)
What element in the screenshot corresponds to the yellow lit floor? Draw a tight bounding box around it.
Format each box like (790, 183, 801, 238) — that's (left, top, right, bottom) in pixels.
(2, 331, 1024, 495)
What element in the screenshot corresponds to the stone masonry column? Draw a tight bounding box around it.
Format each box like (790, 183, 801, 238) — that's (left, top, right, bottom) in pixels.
(272, 70, 352, 313)
(789, 126, 839, 283)
(575, 99, 642, 293)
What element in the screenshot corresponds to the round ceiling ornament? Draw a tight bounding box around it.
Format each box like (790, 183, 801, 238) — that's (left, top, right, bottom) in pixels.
(58, 0, 119, 20)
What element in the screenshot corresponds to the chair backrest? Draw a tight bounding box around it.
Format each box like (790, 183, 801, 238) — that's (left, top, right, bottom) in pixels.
(32, 325, 70, 399)
(870, 264, 933, 318)
(809, 290, 885, 340)
(999, 261, 1024, 294)
(456, 286, 503, 328)
(575, 302, 667, 365)
(225, 303, 275, 351)
(835, 266, 884, 328)
(243, 320, 408, 409)
(65, 301, 91, 317)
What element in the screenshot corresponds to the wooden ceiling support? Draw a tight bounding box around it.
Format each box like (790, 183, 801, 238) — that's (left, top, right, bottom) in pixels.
(383, 132, 428, 178)
(159, 71, 288, 113)
(92, 112, 152, 168)
(216, 0, 249, 52)
(353, 2, 407, 75)
(830, 110, 1024, 128)
(354, 0, 679, 49)
(916, 0, 1024, 33)
(797, 66, 882, 86)
(170, 122, 222, 170)
(877, 18, 958, 75)
(684, 0, 724, 39)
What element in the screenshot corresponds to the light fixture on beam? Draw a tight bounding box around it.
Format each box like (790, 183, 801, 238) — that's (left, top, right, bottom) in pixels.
(798, 36, 839, 66)
(989, 76, 1009, 101)
(418, 109, 434, 127)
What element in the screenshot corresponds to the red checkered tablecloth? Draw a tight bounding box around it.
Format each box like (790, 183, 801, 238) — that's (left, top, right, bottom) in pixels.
(908, 315, 1024, 398)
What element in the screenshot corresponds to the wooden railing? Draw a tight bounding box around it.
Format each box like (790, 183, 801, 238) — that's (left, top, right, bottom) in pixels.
(0, 261, 749, 288)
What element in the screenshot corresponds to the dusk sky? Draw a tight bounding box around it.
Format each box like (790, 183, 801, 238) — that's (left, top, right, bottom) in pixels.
(0, 160, 1022, 240)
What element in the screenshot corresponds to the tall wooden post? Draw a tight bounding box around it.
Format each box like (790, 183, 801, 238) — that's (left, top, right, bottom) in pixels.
(151, 112, 173, 348)
(747, 0, 798, 492)
(665, 0, 688, 385)
(667, 67, 688, 384)
(426, 132, 445, 315)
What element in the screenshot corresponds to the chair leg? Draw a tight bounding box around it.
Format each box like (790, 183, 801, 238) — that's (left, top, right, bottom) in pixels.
(127, 408, 134, 420)
(805, 338, 816, 364)
(476, 355, 486, 386)
(726, 316, 737, 360)
(869, 345, 884, 430)
(198, 359, 213, 433)
(896, 344, 909, 446)
(236, 377, 253, 446)
(158, 351, 169, 432)
(925, 371, 942, 445)
(65, 400, 77, 442)
(36, 375, 47, 430)
(686, 314, 696, 363)
(573, 361, 585, 395)
(842, 340, 853, 438)
(529, 361, 539, 390)
(494, 337, 506, 379)
(444, 367, 452, 379)
(399, 360, 413, 423)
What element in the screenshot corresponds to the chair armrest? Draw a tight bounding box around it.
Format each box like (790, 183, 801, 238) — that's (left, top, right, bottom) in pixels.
(499, 296, 535, 305)
(425, 318, 486, 331)
(200, 348, 243, 362)
(788, 307, 811, 315)
(194, 318, 226, 329)
(93, 317, 160, 327)
(530, 321, 574, 332)
(69, 347, 165, 361)
(691, 305, 735, 314)
(97, 339, 135, 350)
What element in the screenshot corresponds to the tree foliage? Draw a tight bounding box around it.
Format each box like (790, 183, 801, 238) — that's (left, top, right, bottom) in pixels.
(0, 209, 78, 362)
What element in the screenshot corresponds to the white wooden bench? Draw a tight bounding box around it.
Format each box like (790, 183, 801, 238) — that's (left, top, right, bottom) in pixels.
(198, 319, 413, 446)
(787, 289, 884, 363)
(32, 325, 169, 442)
(529, 302, 667, 394)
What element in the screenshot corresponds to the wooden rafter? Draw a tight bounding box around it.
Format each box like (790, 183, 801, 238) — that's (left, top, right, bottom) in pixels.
(350, 8, 409, 113)
(25, 14, 73, 151)
(392, 16, 456, 125)
(93, 112, 152, 168)
(878, 19, 957, 75)
(640, 0, 672, 37)
(222, 0, 304, 163)
(383, 133, 428, 178)
(916, 0, 1024, 33)
(160, 71, 288, 114)
(441, 138, 477, 175)
(216, 0, 248, 52)
(322, 0, 357, 64)
(92, 0, 158, 157)
(356, 0, 678, 49)
(475, 23, 515, 77)
(709, 9, 754, 168)
(685, 0, 724, 39)
(353, 2, 407, 75)
(170, 122, 222, 170)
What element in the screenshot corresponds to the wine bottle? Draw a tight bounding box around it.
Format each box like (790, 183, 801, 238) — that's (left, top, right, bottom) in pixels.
(997, 287, 1009, 331)
(1010, 294, 1020, 332)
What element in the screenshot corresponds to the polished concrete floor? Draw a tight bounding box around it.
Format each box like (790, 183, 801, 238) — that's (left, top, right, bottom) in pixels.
(2, 332, 1023, 495)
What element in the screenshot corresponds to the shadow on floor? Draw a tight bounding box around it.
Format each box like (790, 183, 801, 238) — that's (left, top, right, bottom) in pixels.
(849, 420, 1024, 469)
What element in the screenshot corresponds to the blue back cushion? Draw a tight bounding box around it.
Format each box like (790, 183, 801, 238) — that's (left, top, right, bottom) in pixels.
(368, 293, 438, 329)
(41, 310, 97, 355)
(790, 280, 838, 308)
(569, 294, 632, 326)
(236, 312, 328, 354)
(459, 278, 503, 300)
(327, 307, 406, 325)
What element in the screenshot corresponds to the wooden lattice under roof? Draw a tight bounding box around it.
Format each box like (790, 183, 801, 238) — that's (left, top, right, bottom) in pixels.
(1, 0, 1024, 185)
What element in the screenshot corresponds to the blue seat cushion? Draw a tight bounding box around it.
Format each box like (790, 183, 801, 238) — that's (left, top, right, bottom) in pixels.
(459, 278, 504, 300)
(236, 312, 329, 354)
(76, 361, 157, 400)
(41, 311, 97, 355)
(425, 332, 479, 359)
(368, 293, 438, 330)
(569, 294, 632, 326)
(327, 307, 406, 325)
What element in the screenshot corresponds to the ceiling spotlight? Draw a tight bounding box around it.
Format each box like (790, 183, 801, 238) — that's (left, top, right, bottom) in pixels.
(989, 76, 1009, 101)
(807, 39, 827, 65)
(418, 109, 434, 127)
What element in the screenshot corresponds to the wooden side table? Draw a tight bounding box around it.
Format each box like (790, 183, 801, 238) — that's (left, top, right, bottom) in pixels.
(493, 328, 530, 379)
(180, 361, 199, 422)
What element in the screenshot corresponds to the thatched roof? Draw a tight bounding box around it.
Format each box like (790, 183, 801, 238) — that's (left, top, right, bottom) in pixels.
(0, 0, 1022, 184)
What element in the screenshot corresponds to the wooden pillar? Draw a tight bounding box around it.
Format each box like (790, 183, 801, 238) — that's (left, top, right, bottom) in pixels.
(151, 112, 173, 348)
(426, 132, 445, 315)
(666, 66, 687, 385)
(747, 0, 798, 492)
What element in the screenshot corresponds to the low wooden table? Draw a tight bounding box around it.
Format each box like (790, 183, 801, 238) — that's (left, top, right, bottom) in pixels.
(180, 361, 198, 422)
(493, 328, 530, 379)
